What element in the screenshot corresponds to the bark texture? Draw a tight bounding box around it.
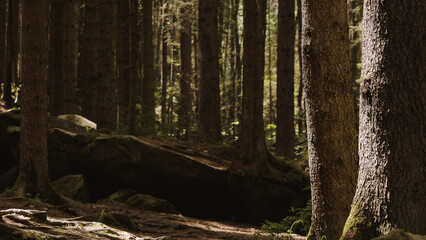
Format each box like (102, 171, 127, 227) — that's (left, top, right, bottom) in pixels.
(276, 0, 295, 158)
(301, 0, 358, 239)
(96, 0, 116, 130)
(240, 0, 269, 171)
(198, 0, 221, 143)
(0, 1, 5, 89)
(141, 0, 155, 134)
(63, 0, 78, 114)
(341, 1, 426, 238)
(79, 0, 99, 122)
(129, 0, 138, 135)
(15, 0, 50, 194)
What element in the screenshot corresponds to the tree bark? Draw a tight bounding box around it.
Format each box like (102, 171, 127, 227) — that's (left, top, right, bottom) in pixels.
(301, 0, 358, 239)
(276, 0, 295, 158)
(129, 0, 138, 135)
(0, 1, 6, 94)
(15, 0, 49, 194)
(198, 0, 221, 143)
(49, 0, 64, 116)
(240, 0, 269, 171)
(79, 0, 99, 122)
(296, 0, 304, 136)
(160, 0, 168, 132)
(341, 1, 426, 238)
(63, 0, 78, 114)
(178, 5, 192, 140)
(141, 0, 155, 135)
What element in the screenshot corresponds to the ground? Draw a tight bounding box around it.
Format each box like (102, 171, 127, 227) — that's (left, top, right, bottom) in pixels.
(0, 196, 306, 239)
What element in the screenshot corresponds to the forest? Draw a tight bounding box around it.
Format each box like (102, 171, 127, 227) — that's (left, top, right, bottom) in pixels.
(0, 0, 424, 239)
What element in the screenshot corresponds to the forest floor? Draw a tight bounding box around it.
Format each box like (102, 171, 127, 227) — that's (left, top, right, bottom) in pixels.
(0, 196, 306, 239)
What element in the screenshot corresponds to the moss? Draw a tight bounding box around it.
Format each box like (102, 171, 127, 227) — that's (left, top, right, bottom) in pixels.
(104, 189, 138, 203)
(372, 229, 426, 240)
(340, 202, 376, 240)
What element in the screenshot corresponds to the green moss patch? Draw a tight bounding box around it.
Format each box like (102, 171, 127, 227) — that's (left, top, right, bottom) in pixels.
(372, 229, 426, 240)
(340, 202, 376, 240)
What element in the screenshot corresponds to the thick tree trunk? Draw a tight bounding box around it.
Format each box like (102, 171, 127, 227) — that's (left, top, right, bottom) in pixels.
(240, 0, 269, 171)
(275, 0, 295, 158)
(96, 0, 116, 130)
(198, 0, 221, 143)
(141, 0, 155, 135)
(63, 0, 78, 114)
(49, 0, 64, 116)
(15, 0, 49, 194)
(341, 1, 426, 238)
(178, 9, 192, 140)
(79, 0, 99, 122)
(117, 0, 130, 131)
(301, 0, 358, 239)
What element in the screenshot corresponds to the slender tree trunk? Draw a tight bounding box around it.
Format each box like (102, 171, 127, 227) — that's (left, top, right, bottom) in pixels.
(228, 0, 236, 137)
(234, 0, 242, 137)
(240, 0, 269, 172)
(141, 0, 155, 134)
(178, 6, 192, 139)
(49, 0, 64, 116)
(296, 0, 304, 136)
(15, 0, 49, 195)
(129, 0, 138, 135)
(160, 0, 168, 132)
(3, 0, 16, 109)
(198, 0, 221, 143)
(63, 0, 78, 114)
(267, 0, 274, 128)
(96, 0, 116, 130)
(0, 1, 6, 95)
(341, 1, 426, 238)
(276, 0, 295, 158)
(79, 0, 99, 122)
(301, 0, 358, 239)
(117, 0, 130, 130)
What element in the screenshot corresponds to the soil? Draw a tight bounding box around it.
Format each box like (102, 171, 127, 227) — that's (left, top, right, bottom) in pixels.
(0, 196, 306, 240)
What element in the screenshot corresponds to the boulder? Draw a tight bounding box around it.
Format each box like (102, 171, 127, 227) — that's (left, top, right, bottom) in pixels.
(0, 112, 310, 223)
(50, 174, 91, 202)
(57, 114, 97, 130)
(372, 230, 426, 240)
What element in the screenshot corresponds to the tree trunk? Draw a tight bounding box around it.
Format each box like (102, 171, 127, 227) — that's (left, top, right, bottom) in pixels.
(178, 6, 192, 140)
(15, 0, 49, 194)
(79, 0, 99, 122)
(160, 0, 168, 132)
(301, 0, 358, 239)
(234, 0, 242, 137)
(129, 0, 138, 135)
(275, 0, 295, 158)
(49, 0, 64, 116)
(198, 0, 221, 143)
(3, 0, 17, 109)
(341, 1, 426, 238)
(240, 0, 269, 171)
(0, 1, 6, 94)
(141, 0, 155, 135)
(63, 0, 78, 114)
(296, 0, 304, 136)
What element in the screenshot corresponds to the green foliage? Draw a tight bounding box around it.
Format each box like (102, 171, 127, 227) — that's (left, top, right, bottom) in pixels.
(261, 200, 312, 236)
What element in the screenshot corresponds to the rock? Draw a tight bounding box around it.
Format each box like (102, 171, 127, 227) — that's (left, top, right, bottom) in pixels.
(104, 189, 175, 213)
(50, 174, 91, 202)
(57, 114, 97, 130)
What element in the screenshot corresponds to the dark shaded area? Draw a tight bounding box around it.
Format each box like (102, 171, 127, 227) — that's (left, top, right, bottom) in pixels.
(0, 111, 310, 224)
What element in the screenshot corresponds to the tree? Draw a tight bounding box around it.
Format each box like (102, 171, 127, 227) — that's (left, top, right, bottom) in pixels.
(275, 0, 295, 158)
(160, 0, 169, 132)
(198, 0, 221, 143)
(141, 0, 155, 134)
(129, 0, 138, 135)
(63, 0, 78, 114)
(301, 0, 358, 239)
(14, 0, 50, 194)
(96, 0, 117, 130)
(0, 1, 6, 93)
(178, 3, 192, 139)
(79, 0, 99, 122)
(240, 0, 269, 171)
(341, 1, 425, 238)
(49, 0, 64, 116)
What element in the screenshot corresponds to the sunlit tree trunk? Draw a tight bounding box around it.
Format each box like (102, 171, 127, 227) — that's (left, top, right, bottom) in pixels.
(301, 0, 358, 239)
(341, 0, 425, 238)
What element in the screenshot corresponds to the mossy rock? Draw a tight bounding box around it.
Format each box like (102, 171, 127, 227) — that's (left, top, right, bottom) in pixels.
(57, 114, 97, 130)
(104, 189, 138, 203)
(372, 230, 426, 240)
(50, 174, 90, 202)
(125, 194, 175, 213)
